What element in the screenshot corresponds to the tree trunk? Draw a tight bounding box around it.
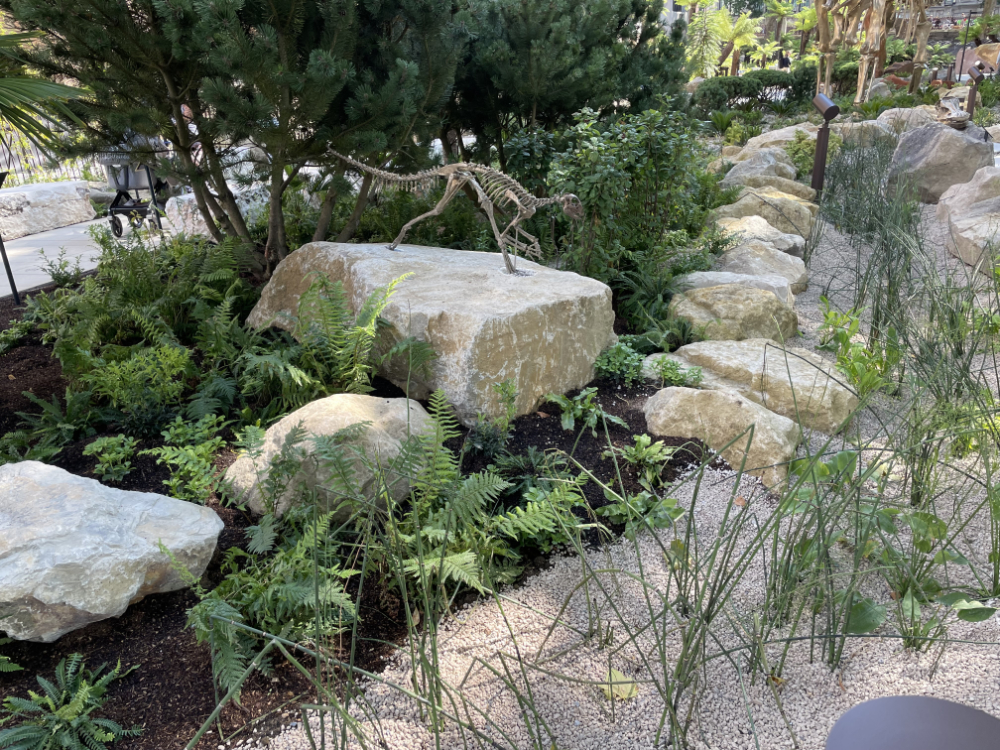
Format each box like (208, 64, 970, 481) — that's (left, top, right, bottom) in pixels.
(311, 164, 347, 242)
(986, 0, 996, 19)
(730, 46, 741, 76)
(718, 41, 735, 68)
(336, 172, 374, 243)
(799, 29, 810, 57)
(263, 160, 289, 271)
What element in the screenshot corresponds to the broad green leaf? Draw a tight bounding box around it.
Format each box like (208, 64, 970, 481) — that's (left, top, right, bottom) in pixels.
(600, 668, 638, 701)
(901, 589, 921, 621)
(845, 597, 886, 634)
(939, 593, 997, 623)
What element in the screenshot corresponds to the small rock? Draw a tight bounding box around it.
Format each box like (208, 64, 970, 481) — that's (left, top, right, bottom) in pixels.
(668, 285, 798, 342)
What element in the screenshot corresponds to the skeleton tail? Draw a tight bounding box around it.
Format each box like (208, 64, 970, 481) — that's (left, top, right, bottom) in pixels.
(328, 149, 441, 193)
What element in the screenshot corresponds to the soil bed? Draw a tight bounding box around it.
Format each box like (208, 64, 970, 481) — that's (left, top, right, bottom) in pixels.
(0, 295, 706, 747)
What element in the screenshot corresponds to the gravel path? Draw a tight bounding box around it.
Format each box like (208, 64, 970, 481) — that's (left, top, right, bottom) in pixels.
(232, 208, 1000, 750)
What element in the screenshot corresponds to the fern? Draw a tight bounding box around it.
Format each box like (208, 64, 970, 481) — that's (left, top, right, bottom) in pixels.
(0, 639, 20, 674)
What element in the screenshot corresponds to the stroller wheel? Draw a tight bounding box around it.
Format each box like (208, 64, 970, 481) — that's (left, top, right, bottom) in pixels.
(110, 215, 124, 238)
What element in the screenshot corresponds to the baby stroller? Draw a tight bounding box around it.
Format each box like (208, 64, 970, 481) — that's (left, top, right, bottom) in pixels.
(97, 137, 170, 237)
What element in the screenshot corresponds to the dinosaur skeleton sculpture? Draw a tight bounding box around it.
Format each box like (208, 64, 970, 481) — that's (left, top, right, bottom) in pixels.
(815, 0, 938, 105)
(329, 150, 584, 274)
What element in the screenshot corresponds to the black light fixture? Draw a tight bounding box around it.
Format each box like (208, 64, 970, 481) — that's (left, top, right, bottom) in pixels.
(0, 172, 19, 306)
(968, 63, 986, 118)
(811, 93, 840, 194)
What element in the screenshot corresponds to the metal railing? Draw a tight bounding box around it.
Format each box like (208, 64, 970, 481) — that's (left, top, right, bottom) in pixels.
(0, 128, 104, 188)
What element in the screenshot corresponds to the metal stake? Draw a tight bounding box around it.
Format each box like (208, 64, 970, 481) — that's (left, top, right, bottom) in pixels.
(811, 94, 840, 196)
(0, 172, 20, 305)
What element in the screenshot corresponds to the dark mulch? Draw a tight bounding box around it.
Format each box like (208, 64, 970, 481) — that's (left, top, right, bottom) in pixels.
(0, 298, 714, 748)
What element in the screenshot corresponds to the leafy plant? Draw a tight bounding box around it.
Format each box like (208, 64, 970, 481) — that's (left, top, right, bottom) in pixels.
(0, 655, 140, 750)
(708, 110, 736, 136)
(0, 639, 20, 674)
(0, 320, 31, 356)
(603, 434, 678, 490)
(545, 387, 627, 438)
(647, 355, 703, 388)
(38, 248, 84, 288)
(143, 415, 226, 503)
(980, 78, 1000, 109)
(596, 490, 684, 540)
(594, 342, 645, 387)
(973, 107, 999, 128)
(784, 129, 842, 177)
(83, 435, 138, 483)
(466, 380, 518, 460)
(17, 388, 99, 451)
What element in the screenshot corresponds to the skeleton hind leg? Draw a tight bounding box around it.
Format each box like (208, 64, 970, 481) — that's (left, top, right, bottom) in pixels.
(388, 173, 468, 250)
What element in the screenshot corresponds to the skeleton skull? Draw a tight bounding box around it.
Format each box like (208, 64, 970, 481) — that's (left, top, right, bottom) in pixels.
(560, 194, 584, 221)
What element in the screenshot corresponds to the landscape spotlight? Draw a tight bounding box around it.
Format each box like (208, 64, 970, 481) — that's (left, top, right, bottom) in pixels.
(810, 93, 840, 194)
(968, 63, 985, 117)
(812, 93, 840, 122)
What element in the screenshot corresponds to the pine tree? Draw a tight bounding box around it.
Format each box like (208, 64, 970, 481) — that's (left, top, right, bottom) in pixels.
(0, 0, 462, 268)
(443, 0, 683, 170)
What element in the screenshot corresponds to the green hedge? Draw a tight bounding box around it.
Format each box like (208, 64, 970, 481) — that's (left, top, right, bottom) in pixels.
(743, 68, 793, 102)
(692, 76, 764, 113)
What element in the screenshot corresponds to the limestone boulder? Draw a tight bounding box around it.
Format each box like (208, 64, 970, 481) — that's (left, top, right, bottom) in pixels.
(945, 196, 1000, 273)
(247, 243, 615, 426)
(0, 182, 95, 240)
(711, 187, 817, 237)
(720, 150, 797, 189)
(833, 120, 895, 147)
(743, 124, 819, 152)
(668, 285, 797, 342)
(165, 184, 268, 237)
(725, 174, 816, 202)
(677, 271, 794, 308)
(937, 166, 1000, 222)
(877, 107, 937, 134)
(224, 394, 432, 518)
(868, 79, 892, 99)
(887, 124, 994, 203)
(646, 338, 858, 433)
(0, 462, 223, 642)
(943, 86, 981, 106)
(715, 215, 806, 258)
(644, 387, 800, 487)
(731, 146, 796, 168)
(987, 125, 1000, 142)
(721, 145, 743, 158)
(716, 240, 808, 293)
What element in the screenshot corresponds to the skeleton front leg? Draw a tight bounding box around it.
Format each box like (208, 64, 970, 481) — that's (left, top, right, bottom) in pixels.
(465, 178, 517, 273)
(388, 173, 469, 250)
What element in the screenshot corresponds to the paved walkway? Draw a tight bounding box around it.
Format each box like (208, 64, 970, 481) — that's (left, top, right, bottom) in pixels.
(0, 219, 106, 298)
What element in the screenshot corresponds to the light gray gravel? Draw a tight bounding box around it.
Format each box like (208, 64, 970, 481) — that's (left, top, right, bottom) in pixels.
(236, 208, 1000, 750)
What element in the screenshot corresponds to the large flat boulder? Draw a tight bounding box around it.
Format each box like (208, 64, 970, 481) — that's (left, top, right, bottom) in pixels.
(728, 174, 816, 202)
(877, 107, 937, 134)
(720, 150, 797, 189)
(937, 166, 1000, 223)
(0, 462, 223, 642)
(668, 285, 797, 342)
(247, 243, 615, 426)
(677, 271, 794, 307)
(710, 187, 817, 237)
(165, 184, 269, 237)
(833, 120, 895, 147)
(644, 387, 799, 487)
(644, 339, 858, 434)
(730, 146, 796, 167)
(743, 124, 819, 151)
(224, 394, 432, 518)
(715, 240, 808, 293)
(0, 182, 95, 240)
(946, 196, 1000, 273)
(715, 215, 805, 258)
(887, 124, 994, 203)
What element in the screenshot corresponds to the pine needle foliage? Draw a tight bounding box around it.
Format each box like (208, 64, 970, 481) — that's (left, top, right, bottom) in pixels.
(0, 655, 139, 750)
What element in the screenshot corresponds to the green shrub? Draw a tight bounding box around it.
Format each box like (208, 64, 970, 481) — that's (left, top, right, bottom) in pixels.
(0, 655, 140, 750)
(467, 380, 518, 460)
(143, 415, 227, 503)
(595, 489, 684, 540)
(83, 435, 138, 483)
(980, 79, 1000, 109)
(595, 342, 645, 387)
(743, 68, 793, 102)
(38, 248, 85, 288)
(545, 387, 627, 436)
(784, 129, 843, 178)
(647, 356, 703, 388)
(789, 62, 818, 103)
(0, 320, 31, 356)
(692, 76, 765, 114)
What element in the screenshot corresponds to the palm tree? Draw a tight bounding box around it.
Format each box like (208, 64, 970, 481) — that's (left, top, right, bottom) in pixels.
(751, 40, 782, 68)
(765, 0, 795, 43)
(686, 7, 726, 79)
(792, 6, 817, 58)
(718, 10, 762, 76)
(0, 33, 82, 150)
